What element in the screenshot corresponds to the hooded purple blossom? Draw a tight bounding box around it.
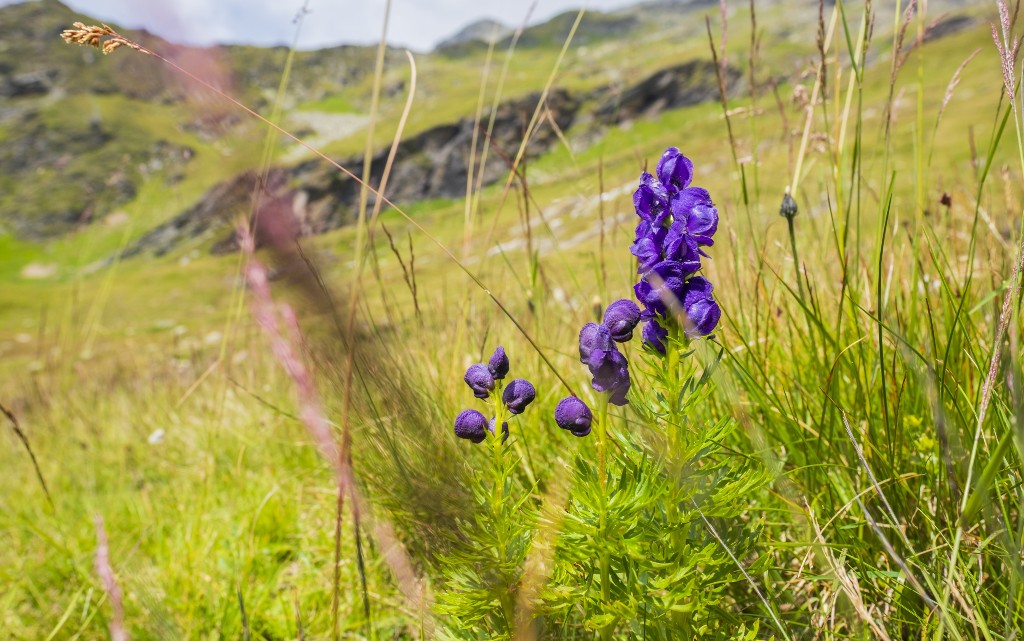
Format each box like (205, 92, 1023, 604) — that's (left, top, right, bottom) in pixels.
(630, 236, 662, 275)
(670, 187, 718, 246)
(656, 147, 694, 193)
(454, 409, 488, 443)
(633, 172, 670, 226)
(603, 299, 641, 342)
(554, 396, 593, 437)
(663, 222, 704, 271)
(634, 276, 686, 318)
(587, 348, 631, 406)
(579, 323, 614, 363)
(502, 378, 536, 415)
(681, 276, 721, 338)
(487, 346, 510, 380)
(464, 363, 494, 399)
(642, 319, 668, 354)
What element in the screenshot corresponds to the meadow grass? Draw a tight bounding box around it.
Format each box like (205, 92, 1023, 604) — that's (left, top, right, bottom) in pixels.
(2, 0, 1024, 638)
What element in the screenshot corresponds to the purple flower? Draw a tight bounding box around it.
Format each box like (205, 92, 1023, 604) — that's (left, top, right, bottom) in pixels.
(633, 172, 670, 226)
(656, 147, 694, 193)
(681, 276, 721, 338)
(670, 187, 718, 246)
(586, 348, 630, 406)
(454, 409, 488, 443)
(464, 363, 494, 399)
(488, 417, 510, 442)
(554, 396, 593, 437)
(502, 378, 536, 415)
(642, 319, 668, 354)
(634, 276, 685, 317)
(603, 299, 640, 342)
(579, 322, 614, 363)
(630, 236, 663, 275)
(663, 222, 703, 271)
(487, 346, 510, 380)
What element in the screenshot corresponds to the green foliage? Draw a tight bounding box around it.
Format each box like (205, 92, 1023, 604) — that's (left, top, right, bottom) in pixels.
(435, 394, 535, 638)
(539, 344, 770, 638)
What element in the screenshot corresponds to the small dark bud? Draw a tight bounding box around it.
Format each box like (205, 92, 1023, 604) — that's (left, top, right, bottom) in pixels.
(487, 346, 510, 380)
(779, 192, 798, 219)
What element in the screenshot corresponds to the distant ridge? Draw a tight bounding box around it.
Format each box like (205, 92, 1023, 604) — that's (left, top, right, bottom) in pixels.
(435, 18, 511, 50)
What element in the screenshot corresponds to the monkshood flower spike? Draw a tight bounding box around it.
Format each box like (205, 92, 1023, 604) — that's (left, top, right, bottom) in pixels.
(630, 147, 723, 352)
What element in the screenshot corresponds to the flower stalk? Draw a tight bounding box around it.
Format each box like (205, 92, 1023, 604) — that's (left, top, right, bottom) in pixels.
(595, 393, 613, 640)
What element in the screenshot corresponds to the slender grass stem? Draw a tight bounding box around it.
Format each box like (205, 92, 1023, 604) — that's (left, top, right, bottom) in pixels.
(786, 215, 804, 301)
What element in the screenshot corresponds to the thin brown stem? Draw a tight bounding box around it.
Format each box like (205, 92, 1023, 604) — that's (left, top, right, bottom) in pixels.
(1, 402, 53, 510)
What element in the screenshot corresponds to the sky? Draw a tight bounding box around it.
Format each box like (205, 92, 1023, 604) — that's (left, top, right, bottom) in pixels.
(15, 0, 640, 51)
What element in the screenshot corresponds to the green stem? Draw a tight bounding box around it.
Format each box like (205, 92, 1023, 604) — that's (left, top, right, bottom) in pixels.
(666, 326, 681, 456)
(489, 391, 514, 631)
(786, 215, 804, 300)
(596, 394, 613, 641)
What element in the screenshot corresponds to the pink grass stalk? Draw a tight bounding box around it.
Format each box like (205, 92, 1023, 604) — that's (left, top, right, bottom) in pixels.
(94, 515, 129, 641)
(238, 225, 429, 630)
(239, 227, 340, 472)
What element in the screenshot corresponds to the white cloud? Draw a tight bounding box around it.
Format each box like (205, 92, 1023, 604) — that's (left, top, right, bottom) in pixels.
(35, 0, 638, 51)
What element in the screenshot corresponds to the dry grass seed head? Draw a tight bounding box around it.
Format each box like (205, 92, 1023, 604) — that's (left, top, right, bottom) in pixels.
(60, 22, 137, 55)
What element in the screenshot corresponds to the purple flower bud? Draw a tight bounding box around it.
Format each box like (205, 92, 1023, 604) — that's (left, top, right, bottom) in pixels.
(502, 378, 536, 415)
(579, 322, 613, 363)
(554, 396, 593, 437)
(488, 346, 510, 380)
(488, 417, 510, 442)
(603, 299, 641, 342)
(642, 319, 668, 354)
(464, 363, 495, 399)
(454, 409, 488, 443)
(656, 147, 694, 193)
(681, 276, 722, 338)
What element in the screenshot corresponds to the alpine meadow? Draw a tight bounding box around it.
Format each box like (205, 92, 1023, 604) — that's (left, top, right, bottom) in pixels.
(3, 0, 1024, 638)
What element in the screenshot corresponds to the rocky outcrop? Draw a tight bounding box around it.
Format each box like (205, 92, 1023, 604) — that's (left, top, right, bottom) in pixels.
(121, 89, 580, 256)
(595, 60, 739, 125)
